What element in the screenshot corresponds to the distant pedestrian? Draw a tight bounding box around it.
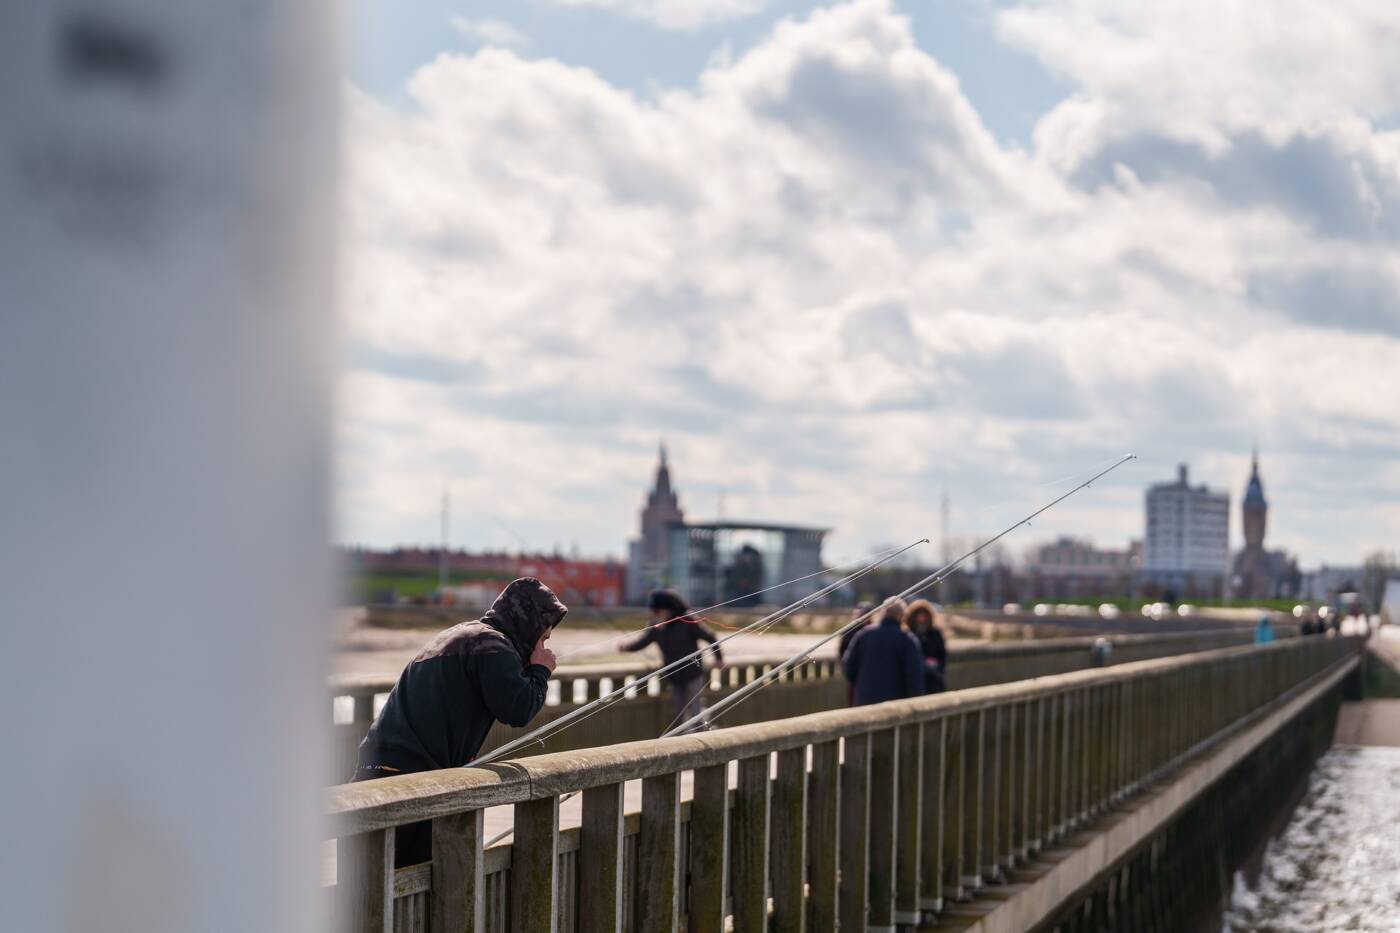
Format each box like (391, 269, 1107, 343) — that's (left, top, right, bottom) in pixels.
(352, 577, 567, 865)
(1255, 615, 1276, 644)
(905, 599, 949, 694)
(839, 601, 876, 704)
(618, 589, 724, 730)
(842, 597, 925, 706)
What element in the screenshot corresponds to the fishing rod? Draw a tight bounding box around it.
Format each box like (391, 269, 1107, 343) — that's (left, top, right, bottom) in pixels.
(472, 536, 929, 767)
(477, 537, 929, 848)
(554, 541, 920, 662)
(482, 456, 1133, 849)
(667, 453, 1137, 736)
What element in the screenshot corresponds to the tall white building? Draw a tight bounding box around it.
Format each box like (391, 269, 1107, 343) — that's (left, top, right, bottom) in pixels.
(1143, 464, 1229, 595)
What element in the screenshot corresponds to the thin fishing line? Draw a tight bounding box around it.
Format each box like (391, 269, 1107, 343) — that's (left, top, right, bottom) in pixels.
(653, 609, 804, 737)
(471, 536, 928, 767)
(534, 600, 798, 754)
(554, 542, 916, 661)
(1035, 453, 1136, 487)
(479, 539, 926, 848)
(669, 454, 1137, 736)
(480, 540, 920, 763)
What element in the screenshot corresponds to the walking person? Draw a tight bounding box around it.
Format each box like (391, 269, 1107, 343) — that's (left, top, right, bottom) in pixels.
(905, 598, 949, 694)
(618, 589, 724, 730)
(841, 597, 925, 706)
(351, 577, 567, 865)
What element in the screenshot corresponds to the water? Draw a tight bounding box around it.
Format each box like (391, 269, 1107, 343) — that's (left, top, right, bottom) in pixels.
(1222, 746, 1400, 932)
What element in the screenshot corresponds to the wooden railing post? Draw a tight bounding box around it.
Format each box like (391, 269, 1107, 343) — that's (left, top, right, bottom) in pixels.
(732, 754, 772, 930)
(807, 740, 841, 931)
(432, 810, 485, 933)
(1045, 692, 1061, 842)
(1019, 698, 1034, 858)
(637, 772, 681, 932)
(998, 701, 1017, 871)
(964, 710, 984, 891)
(895, 723, 923, 927)
(980, 706, 1000, 884)
(580, 782, 625, 933)
(1059, 690, 1074, 834)
(689, 764, 729, 933)
(352, 693, 375, 725)
(867, 728, 898, 929)
(920, 718, 945, 918)
(839, 733, 871, 930)
(771, 746, 808, 933)
(512, 795, 560, 931)
(942, 712, 965, 902)
(339, 829, 394, 933)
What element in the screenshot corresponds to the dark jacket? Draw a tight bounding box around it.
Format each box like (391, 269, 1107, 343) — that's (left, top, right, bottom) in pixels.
(915, 627, 948, 693)
(838, 621, 871, 672)
(841, 617, 925, 706)
(358, 578, 567, 772)
(623, 617, 722, 683)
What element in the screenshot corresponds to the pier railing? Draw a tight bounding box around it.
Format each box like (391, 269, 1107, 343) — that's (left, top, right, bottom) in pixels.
(327, 629, 1255, 779)
(326, 634, 1351, 932)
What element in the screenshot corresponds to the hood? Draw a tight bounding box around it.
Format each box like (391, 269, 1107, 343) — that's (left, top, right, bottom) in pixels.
(905, 599, 940, 633)
(482, 577, 568, 662)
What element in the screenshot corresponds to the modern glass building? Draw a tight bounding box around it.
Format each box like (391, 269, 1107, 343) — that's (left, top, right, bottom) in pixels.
(666, 521, 828, 607)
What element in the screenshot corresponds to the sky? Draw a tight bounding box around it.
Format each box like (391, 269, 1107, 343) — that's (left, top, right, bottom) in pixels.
(336, 0, 1400, 568)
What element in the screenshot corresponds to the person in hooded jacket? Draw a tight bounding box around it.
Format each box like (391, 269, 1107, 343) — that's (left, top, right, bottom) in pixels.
(1255, 615, 1276, 644)
(842, 597, 925, 706)
(618, 589, 724, 729)
(905, 598, 949, 694)
(352, 577, 567, 865)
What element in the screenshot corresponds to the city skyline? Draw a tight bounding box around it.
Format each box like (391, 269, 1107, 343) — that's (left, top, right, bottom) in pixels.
(339, 448, 1355, 578)
(335, 0, 1400, 567)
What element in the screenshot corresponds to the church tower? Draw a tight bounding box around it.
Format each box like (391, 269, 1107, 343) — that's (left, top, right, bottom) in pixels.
(641, 443, 685, 566)
(1233, 448, 1270, 599)
(1242, 448, 1267, 551)
(627, 443, 685, 601)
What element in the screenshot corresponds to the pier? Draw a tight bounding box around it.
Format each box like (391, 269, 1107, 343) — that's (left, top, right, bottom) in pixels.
(327, 634, 1360, 931)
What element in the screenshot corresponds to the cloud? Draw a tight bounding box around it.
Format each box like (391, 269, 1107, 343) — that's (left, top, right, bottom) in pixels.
(999, 1, 1400, 149)
(340, 0, 1400, 564)
(450, 16, 529, 49)
(539, 0, 768, 29)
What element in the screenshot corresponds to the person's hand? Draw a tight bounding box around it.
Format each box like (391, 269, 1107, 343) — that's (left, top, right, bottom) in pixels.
(530, 633, 557, 673)
(714, 657, 726, 670)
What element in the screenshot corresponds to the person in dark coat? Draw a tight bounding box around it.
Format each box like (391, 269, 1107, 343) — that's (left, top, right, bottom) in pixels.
(839, 601, 876, 705)
(841, 597, 925, 706)
(352, 577, 567, 865)
(618, 589, 724, 729)
(905, 598, 948, 694)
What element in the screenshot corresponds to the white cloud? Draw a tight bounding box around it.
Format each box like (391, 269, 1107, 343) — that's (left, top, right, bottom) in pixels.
(540, 0, 768, 29)
(340, 0, 1400, 565)
(1000, 1, 1400, 150)
(450, 16, 529, 49)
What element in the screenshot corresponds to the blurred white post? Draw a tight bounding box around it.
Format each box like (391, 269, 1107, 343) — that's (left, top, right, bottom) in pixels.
(0, 4, 338, 933)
